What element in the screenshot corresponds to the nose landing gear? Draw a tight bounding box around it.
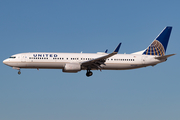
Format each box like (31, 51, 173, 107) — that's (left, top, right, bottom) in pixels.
(86, 69, 93, 77)
(18, 70, 21, 75)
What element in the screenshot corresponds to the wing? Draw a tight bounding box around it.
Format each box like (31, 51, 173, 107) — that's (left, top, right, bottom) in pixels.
(81, 43, 121, 70)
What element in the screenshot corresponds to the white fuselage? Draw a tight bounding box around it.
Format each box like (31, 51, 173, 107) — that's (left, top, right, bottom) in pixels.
(3, 52, 164, 71)
(3, 27, 174, 76)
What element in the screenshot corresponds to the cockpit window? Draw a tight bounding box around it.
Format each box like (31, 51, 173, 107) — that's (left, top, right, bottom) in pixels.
(9, 56, 16, 59)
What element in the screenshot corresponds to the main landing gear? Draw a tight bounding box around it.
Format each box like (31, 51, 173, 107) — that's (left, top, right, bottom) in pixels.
(86, 69, 93, 77)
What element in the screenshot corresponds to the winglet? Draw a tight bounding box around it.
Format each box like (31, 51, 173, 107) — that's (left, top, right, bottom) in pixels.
(105, 49, 108, 53)
(113, 43, 121, 53)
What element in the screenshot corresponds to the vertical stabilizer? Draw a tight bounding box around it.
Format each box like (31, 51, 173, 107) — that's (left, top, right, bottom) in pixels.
(143, 26, 172, 56)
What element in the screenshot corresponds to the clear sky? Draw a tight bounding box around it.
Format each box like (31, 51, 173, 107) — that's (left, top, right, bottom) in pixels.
(0, 0, 179, 120)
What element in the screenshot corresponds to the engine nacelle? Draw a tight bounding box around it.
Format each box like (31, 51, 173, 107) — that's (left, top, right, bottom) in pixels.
(62, 63, 81, 73)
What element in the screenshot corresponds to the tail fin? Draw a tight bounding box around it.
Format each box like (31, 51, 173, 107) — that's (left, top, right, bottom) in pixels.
(142, 26, 172, 56)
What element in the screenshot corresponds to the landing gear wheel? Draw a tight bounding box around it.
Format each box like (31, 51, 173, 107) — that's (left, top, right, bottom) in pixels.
(18, 71, 21, 75)
(86, 70, 93, 77)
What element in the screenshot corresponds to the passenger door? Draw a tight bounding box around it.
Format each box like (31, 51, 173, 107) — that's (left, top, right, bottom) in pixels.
(142, 56, 148, 64)
(21, 55, 26, 62)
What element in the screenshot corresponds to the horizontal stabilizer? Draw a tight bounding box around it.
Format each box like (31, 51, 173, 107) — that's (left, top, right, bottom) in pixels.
(155, 54, 176, 60)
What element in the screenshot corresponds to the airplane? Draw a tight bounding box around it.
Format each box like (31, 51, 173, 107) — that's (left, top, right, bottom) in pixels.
(3, 26, 175, 77)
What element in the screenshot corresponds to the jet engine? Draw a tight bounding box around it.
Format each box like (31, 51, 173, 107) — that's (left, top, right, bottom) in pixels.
(62, 63, 81, 73)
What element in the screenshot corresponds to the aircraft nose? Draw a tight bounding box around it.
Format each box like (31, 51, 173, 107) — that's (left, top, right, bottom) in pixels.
(3, 59, 9, 65)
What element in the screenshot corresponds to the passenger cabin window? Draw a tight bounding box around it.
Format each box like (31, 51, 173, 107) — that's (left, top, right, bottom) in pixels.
(29, 57, 48, 59)
(108, 58, 135, 61)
